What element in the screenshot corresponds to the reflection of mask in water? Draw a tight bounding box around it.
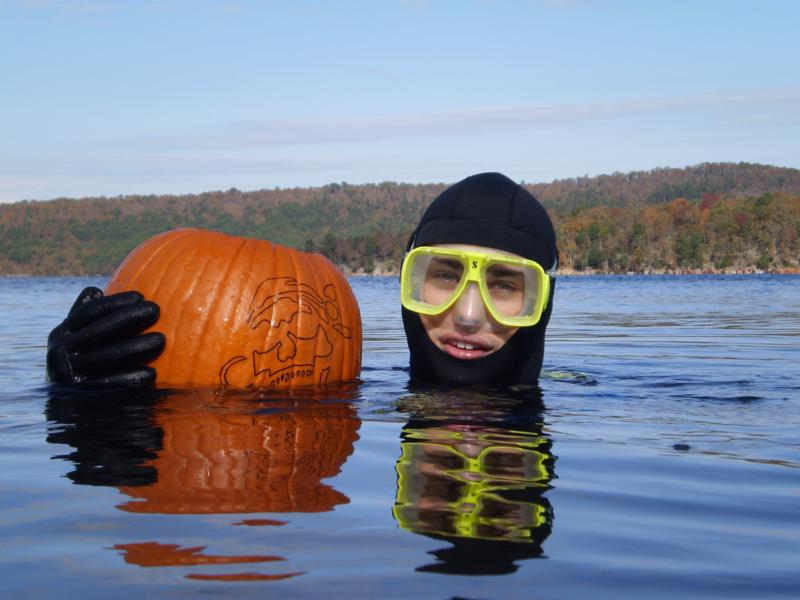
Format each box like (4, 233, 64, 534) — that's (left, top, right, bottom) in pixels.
(393, 425, 554, 546)
(391, 384, 554, 575)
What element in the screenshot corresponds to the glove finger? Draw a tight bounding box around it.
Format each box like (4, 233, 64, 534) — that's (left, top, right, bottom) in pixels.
(64, 290, 147, 332)
(63, 302, 160, 352)
(81, 367, 158, 386)
(69, 286, 104, 314)
(46, 345, 78, 384)
(48, 287, 104, 352)
(71, 332, 166, 374)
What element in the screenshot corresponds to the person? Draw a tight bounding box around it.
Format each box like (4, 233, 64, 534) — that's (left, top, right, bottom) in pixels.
(46, 172, 557, 387)
(400, 172, 558, 386)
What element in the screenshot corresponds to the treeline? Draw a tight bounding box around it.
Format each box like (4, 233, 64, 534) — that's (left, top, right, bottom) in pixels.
(554, 193, 799, 273)
(0, 182, 437, 276)
(1, 163, 799, 276)
(532, 162, 800, 212)
(306, 192, 800, 274)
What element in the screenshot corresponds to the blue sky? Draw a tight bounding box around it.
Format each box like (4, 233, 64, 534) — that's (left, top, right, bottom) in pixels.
(1, 0, 799, 202)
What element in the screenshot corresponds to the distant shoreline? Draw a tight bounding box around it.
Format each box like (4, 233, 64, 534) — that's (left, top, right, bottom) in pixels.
(3, 164, 798, 279)
(2, 267, 799, 279)
(342, 267, 800, 277)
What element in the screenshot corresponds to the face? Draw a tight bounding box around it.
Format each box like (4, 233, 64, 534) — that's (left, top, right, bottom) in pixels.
(419, 244, 519, 360)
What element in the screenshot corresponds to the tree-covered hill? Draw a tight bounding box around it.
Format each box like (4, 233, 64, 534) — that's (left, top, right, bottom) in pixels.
(1, 162, 798, 276)
(530, 162, 800, 212)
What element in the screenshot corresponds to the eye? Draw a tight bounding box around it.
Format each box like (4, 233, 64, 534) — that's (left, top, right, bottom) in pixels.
(489, 279, 518, 292)
(431, 269, 461, 283)
(485, 264, 524, 296)
(425, 257, 464, 288)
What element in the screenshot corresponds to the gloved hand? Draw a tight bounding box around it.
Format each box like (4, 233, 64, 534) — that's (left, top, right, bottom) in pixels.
(47, 286, 165, 386)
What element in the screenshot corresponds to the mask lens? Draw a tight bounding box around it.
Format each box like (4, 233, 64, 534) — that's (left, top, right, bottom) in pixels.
(483, 259, 542, 320)
(406, 251, 466, 312)
(480, 447, 528, 478)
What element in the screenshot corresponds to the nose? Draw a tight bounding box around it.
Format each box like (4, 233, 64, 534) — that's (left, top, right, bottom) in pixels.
(453, 282, 488, 329)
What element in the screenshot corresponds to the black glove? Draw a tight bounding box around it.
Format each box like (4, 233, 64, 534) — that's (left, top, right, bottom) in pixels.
(47, 286, 165, 386)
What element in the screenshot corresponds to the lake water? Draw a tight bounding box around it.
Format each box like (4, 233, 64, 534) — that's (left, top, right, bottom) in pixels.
(1, 275, 798, 599)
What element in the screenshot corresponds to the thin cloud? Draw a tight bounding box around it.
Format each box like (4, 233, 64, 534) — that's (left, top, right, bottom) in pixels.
(17, 0, 118, 12)
(13, 0, 247, 13)
(0, 154, 361, 177)
(539, 0, 594, 7)
(126, 86, 800, 151)
(0, 152, 479, 201)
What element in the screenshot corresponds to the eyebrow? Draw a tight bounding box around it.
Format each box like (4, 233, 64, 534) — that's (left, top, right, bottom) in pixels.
(429, 257, 463, 270)
(487, 265, 524, 278)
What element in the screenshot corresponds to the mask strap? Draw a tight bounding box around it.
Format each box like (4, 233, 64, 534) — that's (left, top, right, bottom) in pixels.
(406, 228, 419, 252)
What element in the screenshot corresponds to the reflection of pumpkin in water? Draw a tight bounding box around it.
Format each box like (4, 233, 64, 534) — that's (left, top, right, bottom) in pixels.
(116, 392, 360, 514)
(111, 540, 306, 582)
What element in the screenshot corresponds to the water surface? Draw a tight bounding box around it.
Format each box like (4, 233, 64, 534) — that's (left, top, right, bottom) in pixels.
(1, 275, 798, 599)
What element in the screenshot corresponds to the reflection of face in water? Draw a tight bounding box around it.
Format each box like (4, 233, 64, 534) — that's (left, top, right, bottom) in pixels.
(392, 387, 555, 575)
(45, 386, 361, 580)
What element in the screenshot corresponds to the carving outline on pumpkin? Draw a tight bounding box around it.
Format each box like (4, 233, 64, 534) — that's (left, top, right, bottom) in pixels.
(219, 276, 353, 387)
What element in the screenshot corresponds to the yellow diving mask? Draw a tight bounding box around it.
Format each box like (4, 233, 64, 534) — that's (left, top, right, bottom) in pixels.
(400, 246, 551, 328)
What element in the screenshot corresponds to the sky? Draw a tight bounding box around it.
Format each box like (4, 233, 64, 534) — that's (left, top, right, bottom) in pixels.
(1, 0, 799, 202)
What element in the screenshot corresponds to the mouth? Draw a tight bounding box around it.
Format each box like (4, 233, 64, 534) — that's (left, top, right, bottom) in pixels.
(439, 336, 494, 360)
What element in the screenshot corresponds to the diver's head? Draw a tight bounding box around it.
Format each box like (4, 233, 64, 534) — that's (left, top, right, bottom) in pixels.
(402, 172, 558, 386)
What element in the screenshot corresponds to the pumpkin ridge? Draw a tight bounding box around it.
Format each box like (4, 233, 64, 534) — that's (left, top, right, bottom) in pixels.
(169, 230, 237, 384)
(190, 234, 250, 385)
(285, 247, 302, 383)
(312, 256, 331, 385)
(230, 237, 262, 385)
(329, 261, 350, 381)
(309, 257, 331, 381)
(286, 244, 313, 388)
(259, 241, 281, 386)
(108, 228, 196, 293)
(325, 256, 359, 380)
(143, 229, 205, 301)
(153, 230, 219, 381)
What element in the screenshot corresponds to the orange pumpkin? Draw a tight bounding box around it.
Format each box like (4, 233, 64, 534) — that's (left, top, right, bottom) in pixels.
(105, 228, 362, 388)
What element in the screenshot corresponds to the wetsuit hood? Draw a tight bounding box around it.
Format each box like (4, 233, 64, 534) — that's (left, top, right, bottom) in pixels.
(403, 172, 558, 386)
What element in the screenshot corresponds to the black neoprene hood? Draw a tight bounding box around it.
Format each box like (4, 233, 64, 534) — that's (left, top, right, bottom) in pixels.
(409, 172, 557, 269)
(403, 172, 559, 387)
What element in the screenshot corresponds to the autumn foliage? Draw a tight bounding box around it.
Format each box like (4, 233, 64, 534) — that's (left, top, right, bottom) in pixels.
(555, 193, 800, 273)
(1, 162, 799, 275)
